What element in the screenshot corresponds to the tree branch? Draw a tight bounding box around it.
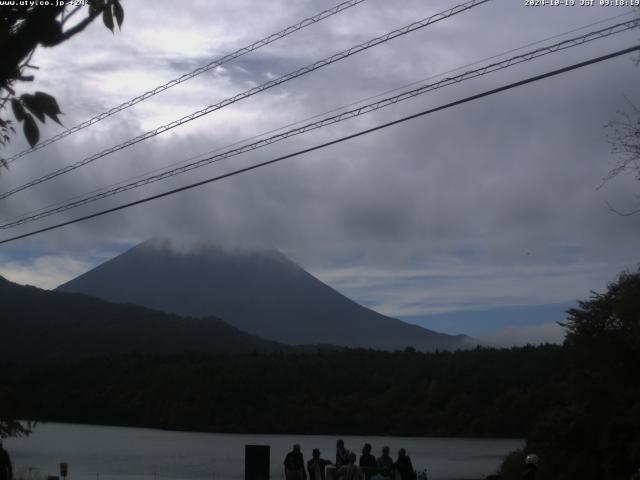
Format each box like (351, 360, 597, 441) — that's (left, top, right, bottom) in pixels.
(61, 5, 83, 26)
(56, 1, 114, 44)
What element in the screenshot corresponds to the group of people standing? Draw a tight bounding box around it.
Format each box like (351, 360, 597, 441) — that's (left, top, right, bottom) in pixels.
(284, 440, 418, 480)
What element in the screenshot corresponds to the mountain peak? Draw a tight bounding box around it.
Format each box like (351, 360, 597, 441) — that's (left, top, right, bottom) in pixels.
(58, 239, 474, 351)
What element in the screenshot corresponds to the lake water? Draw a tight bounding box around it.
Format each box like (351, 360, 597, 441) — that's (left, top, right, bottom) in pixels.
(4, 423, 522, 480)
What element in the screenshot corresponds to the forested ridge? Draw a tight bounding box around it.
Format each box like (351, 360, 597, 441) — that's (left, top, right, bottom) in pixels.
(0, 275, 286, 358)
(3, 345, 565, 437)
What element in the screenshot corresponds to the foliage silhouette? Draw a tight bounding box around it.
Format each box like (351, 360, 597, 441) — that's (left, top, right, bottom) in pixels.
(0, 0, 123, 158)
(501, 267, 640, 480)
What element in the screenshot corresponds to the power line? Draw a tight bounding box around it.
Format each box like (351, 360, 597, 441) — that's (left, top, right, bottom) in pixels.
(2, 19, 636, 230)
(13, 8, 627, 229)
(9, 10, 628, 226)
(3, 10, 636, 229)
(6, 10, 634, 228)
(2, 0, 367, 165)
(0, 0, 491, 201)
(1, 45, 636, 246)
(334, 10, 638, 114)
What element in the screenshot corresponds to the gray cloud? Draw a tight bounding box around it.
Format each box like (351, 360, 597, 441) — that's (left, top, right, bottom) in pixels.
(1, 0, 638, 334)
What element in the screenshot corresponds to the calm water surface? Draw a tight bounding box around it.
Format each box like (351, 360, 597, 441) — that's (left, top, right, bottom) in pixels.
(4, 423, 521, 480)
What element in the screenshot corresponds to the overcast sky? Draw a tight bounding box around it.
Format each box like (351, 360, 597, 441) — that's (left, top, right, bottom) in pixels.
(0, 0, 638, 345)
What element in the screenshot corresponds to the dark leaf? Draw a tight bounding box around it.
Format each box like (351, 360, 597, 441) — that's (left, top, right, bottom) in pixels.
(9, 126, 15, 134)
(11, 99, 26, 122)
(34, 91, 63, 125)
(34, 92, 62, 115)
(23, 114, 39, 147)
(113, 0, 124, 29)
(49, 113, 63, 126)
(21, 94, 46, 123)
(89, 0, 105, 16)
(103, 6, 114, 32)
(0, 118, 6, 127)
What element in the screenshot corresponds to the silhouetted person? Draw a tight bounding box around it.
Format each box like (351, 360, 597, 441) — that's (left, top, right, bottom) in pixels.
(337, 452, 360, 480)
(359, 443, 377, 480)
(394, 449, 416, 480)
(285, 444, 307, 480)
(522, 454, 538, 480)
(0, 441, 12, 480)
(377, 446, 394, 477)
(336, 439, 350, 469)
(308, 448, 332, 480)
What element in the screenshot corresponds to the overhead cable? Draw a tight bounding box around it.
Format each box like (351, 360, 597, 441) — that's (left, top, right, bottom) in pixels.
(2, 0, 367, 165)
(2, 19, 636, 230)
(0, 0, 491, 201)
(1, 45, 637, 246)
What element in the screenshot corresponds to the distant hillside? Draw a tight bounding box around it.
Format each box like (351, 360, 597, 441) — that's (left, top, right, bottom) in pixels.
(57, 239, 475, 351)
(0, 275, 284, 360)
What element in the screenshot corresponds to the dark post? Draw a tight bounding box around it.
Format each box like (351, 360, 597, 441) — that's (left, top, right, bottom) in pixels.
(245, 445, 270, 480)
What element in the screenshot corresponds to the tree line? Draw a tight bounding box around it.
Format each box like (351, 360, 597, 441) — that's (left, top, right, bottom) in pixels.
(2, 267, 638, 479)
(2, 345, 565, 438)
